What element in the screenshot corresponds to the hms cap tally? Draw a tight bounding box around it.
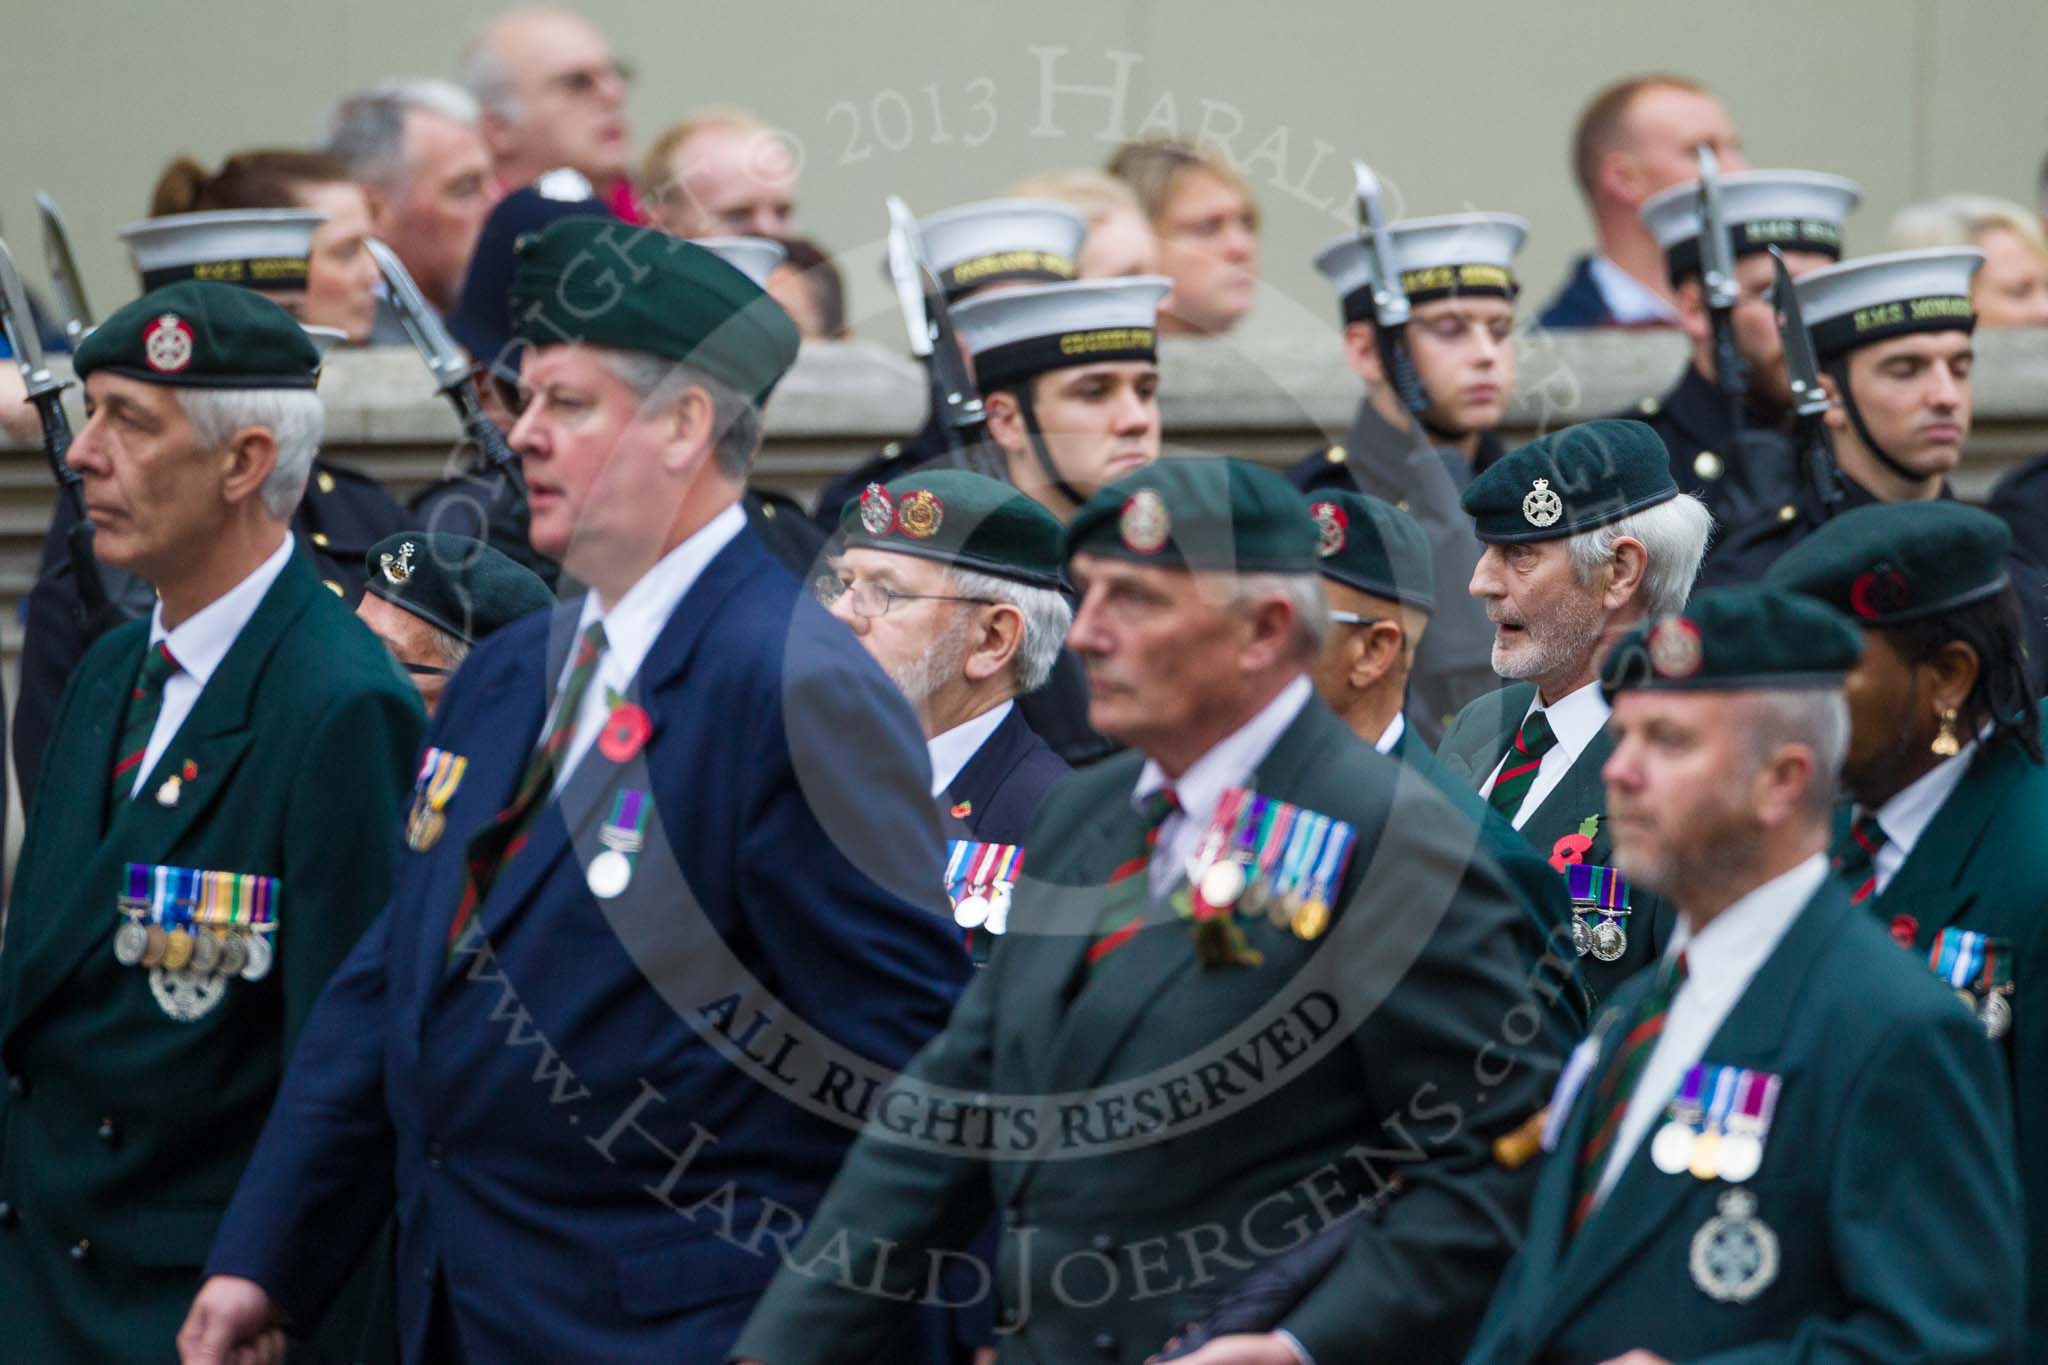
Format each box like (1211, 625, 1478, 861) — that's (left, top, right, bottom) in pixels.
(1313, 212, 1529, 322)
(950, 275, 1171, 392)
(1791, 246, 1984, 359)
(1642, 169, 1863, 280)
(117, 209, 325, 295)
(912, 197, 1087, 300)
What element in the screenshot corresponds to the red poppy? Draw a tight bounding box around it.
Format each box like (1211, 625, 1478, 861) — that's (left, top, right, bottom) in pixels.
(1549, 832, 1592, 873)
(950, 801, 972, 819)
(1890, 914, 1919, 948)
(181, 759, 198, 781)
(598, 702, 653, 763)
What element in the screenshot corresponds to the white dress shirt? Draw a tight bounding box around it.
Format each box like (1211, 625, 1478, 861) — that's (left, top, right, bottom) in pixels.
(1592, 853, 1828, 1202)
(1374, 711, 1406, 755)
(1588, 254, 1681, 325)
(927, 701, 1014, 799)
(1862, 740, 1978, 897)
(551, 503, 746, 790)
(1479, 680, 1610, 831)
(1131, 675, 1313, 901)
(135, 533, 296, 797)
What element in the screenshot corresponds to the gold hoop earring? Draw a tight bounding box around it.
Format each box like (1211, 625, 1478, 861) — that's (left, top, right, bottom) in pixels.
(1931, 707, 1961, 758)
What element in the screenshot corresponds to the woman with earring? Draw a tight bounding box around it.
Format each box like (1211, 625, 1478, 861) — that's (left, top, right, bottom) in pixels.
(1767, 498, 2048, 1357)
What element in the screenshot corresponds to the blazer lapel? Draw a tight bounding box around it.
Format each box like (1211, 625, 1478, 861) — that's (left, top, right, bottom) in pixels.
(1437, 684, 1531, 788)
(1536, 886, 1844, 1335)
(1519, 729, 1617, 865)
(1872, 741, 2022, 934)
(940, 707, 1028, 834)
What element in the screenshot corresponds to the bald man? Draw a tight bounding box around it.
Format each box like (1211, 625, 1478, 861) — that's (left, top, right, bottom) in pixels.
(459, 6, 637, 218)
(641, 109, 799, 239)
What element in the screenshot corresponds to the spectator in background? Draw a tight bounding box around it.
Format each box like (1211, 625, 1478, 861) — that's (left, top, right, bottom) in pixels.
(1538, 74, 1746, 328)
(1010, 168, 1161, 278)
(1892, 194, 2048, 328)
(322, 80, 500, 316)
(767, 236, 848, 341)
(458, 6, 639, 221)
(147, 151, 382, 344)
(641, 108, 799, 238)
(1107, 137, 1259, 335)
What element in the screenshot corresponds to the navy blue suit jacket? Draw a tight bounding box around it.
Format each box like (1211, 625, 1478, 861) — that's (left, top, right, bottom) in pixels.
(205, 527, 970, 1363)
(939, 703, 1070, 848)
(1534, 255, 1616, 329)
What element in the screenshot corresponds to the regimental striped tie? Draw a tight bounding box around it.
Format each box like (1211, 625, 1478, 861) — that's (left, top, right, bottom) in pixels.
(1487, 708, 1558, 821)
(108, 643, 181, 818)
(1829, 810, 1887, 906)
(1086, 787, 1180, 969)
(1568, 950, 1689, 1235)
(446, 620, 608, 958)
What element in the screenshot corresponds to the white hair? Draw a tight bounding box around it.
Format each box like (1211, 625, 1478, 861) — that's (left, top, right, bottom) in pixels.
(323, 81, 481, 191)
(1226, 571, 1331, 660)
(593, 347, 762, 479)
(948, 566, 1073, 694)
(174, 388, 324, 519)
(1568, 492, 1714, 618)
(1740, 688, 1849, 821)
(458, 28, 523, 124)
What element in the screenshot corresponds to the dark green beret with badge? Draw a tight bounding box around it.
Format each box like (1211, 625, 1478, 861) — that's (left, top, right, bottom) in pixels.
(1305, 489, 1435, 610)
(73, 279, 319, 389)
(508, 218, 800, 405)
(1762, 500, 2011, 626)
(365, 532, 554, 644)
(1066, 457, 1318, 574)
(1602, 585, 1863, 697)
(839, 469, 1065, 590)
(1462, 419, 1678, 544)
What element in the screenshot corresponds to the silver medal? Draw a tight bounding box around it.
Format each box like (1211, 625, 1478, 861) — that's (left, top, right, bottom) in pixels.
(953, 894, 991, 930)
(1199, 858, 1247, 909)
(1717, 1131, 1764, 1184)
(240, 932, 274, 982)
(1980, 991, 2013, 1040)
(189, 930, 222, 976)
(1591, 918, 1628, 963)
(586, 848, 632, 899)
(114, 921, 149, 967)
(1651, 1120, 1697, 1175)
(1570, 914, 1593, 958)
(1689, 1188, 1780, 1303)
(984, 887, 1011, 937)
(219, 934, 249, 978)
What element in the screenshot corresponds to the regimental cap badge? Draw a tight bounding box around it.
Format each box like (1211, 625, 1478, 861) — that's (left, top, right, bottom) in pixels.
(379, 539, 417, 586)
(897, 489, 944, 539)
(1848, 562, 1912, 619)
(1522, 477, 1563, 529)
(1689, 1187, 1780, 1304)
(1119, 488, 1171, 554)
(143, 313, 194, 374)
(858, 482, 895, 536)
(1648, 615, 1703, 679)
(1310, 500, 1348, 558)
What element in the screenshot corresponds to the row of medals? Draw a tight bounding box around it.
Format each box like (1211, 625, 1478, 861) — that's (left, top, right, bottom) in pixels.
(113, 902, 275, 982)
(1651, 1115, 1766, 1185)
(953, 884, 1011, 934)
(1958, 982, 2015, 1040)
(1570, 909, 1629, 963)
(1194, 851, 1330, 942)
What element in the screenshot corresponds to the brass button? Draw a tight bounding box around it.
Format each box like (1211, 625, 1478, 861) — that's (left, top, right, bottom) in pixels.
(1638, 397, 1659, 416)
(761, 502, 777, 518)
(1693, 450, 1724, 481)
(316, 470, 336, 495)
(1777, 504, 1797, 523)
(68, 1239, 89, 1263)
(1324, 444, 1347, 464)
(324, 580, 345, 597)
(311, 531, 331, 548)
(1396, 499, 1410, 512)
(96, 1118, 116, 1144)
(882, 441, 902, 458)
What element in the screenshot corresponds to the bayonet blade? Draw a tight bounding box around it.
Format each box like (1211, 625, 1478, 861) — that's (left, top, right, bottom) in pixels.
(1352, 160, 1410, 328)
(885, 195, 935, 359)
(1695, 146, 1739, 312)
(36, 191, 94, 341)
(365, 238, 471, 394)
(1769, 246, 1830, 419)
(0, 236, 63, 398)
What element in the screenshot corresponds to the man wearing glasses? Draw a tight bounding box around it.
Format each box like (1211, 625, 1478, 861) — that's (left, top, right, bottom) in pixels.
(459, 6, 641, 222)
(356, 532, 555, 715)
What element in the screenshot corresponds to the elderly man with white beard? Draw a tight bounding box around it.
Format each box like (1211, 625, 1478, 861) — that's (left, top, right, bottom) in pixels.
(1435, 420, 1713, 1005)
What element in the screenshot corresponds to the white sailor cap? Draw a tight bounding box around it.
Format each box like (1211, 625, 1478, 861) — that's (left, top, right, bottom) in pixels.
(1313, 213, 1528, 322)
(117, 210, 326, 295)
(690, 236, 787, 289)
(1642, 170, 1862, 281)
(1795, 247, 1983, 360)
(952, 276, 1170, 392)
(916, 199, 1086, 300)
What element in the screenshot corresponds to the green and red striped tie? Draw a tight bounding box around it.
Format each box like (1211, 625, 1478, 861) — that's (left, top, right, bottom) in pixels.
(1568, 950, 1689, 1234)
(1488, 708, 1557, 821)
(447, 621, 607, 959)
(1830, 810, 1887, 905)
(1087, 787, 1180, 969)
(108, 643, 180, 819)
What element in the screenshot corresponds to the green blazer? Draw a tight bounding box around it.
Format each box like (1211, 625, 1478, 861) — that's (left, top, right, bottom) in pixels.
(1437, 681, 1676, 1005)
(0, 549, 424, 1363)
(1465, 878, 2023, 1363)
(1860, 723, 2048, 1356)
(733, 695, 1571, 1365)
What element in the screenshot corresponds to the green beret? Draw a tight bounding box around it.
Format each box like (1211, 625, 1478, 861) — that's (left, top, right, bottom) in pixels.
(1306, 490, 1435, 610)
(1602, 586, 1863, 698)
(73, 280, 318, 389)
(508, 219, 800, 405)
(838, 470, 1064, 590)
(364, 533, 554, 644)
(1762, 501, 2011, 627)
(1065, 457, 1318, 575)
(1461, 420, 1678, 544)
